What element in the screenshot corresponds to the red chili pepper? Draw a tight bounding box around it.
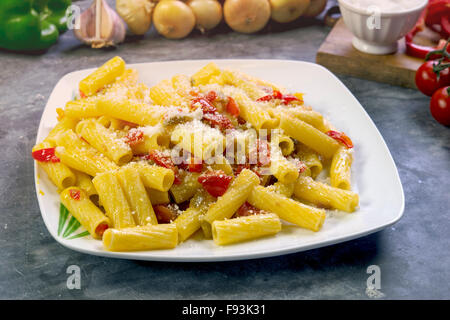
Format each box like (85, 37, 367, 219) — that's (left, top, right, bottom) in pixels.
(178, 156, 203, 173)
(95, 223, 109, 237)
(226, 97, 240, 117)
(205, 90, 217, 103)
(147, 150, 181, 184)
(32, 148, 60, 163)
(198, 170, 233, 197)
(69, 189, 81, 200)
(191, 97, 217, 114)
(235, 202, 262, 217)
(202, 113, 234, 130)
(256, 90, 301, 105)
(326, 131, 354, 149)
(79, 90, 86, 99)
(124, 129, 144, 146)
(234, 163, 251, 176)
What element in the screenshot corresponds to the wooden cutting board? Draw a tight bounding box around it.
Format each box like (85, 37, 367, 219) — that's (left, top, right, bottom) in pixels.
(316, 18, 423, 89)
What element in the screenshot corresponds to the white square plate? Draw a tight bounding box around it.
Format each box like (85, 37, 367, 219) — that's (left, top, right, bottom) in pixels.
(34, 59, 404, 262)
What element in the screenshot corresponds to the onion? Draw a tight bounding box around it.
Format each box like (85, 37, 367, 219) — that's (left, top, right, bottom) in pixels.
(116, 0, 154, 35)
(187, 0, 223, 33)
(224, 0, 271, 34)
(270, 0, 310, 23)
(153, 0, 196, 39)
(303, 0, 327, 17)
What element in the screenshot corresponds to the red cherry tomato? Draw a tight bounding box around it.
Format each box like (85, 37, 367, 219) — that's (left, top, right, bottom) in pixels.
(430, 86, 450, 126)
(415, 60, 450, 96)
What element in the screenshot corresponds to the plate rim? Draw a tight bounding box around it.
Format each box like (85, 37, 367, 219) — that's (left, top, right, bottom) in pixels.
(34, 58, 405, 262)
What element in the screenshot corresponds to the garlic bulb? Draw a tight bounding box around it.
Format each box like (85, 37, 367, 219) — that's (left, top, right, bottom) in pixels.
(116, 0, 154, 35)
(74, 0, 126, 48)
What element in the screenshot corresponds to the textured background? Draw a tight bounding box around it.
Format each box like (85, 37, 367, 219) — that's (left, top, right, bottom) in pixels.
(0, 0, 449, 299)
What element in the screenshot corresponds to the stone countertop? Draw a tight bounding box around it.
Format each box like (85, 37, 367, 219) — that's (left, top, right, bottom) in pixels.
(0, 0, 449, 300)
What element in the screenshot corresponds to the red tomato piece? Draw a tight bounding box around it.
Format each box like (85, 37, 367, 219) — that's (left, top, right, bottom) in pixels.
(69, 189, 81, 200)
(32, 148, 60, 163)
(203, 113, 234, 130)
(226, 97, 240, 117)
(79, 90, 86, 99)
(198, 170, 233, 197)
(235, 202, 262, 217)
(326, 131, 354, 149)
(124, 129, 144, 146)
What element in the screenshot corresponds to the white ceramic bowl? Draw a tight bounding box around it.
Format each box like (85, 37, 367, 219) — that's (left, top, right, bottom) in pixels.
(338, 0, 427, 55)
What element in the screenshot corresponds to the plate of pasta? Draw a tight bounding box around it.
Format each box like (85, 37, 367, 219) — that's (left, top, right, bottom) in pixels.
(33, 57, 404, 261)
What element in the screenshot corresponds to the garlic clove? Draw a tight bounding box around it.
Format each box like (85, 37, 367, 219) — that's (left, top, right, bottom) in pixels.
(74, 0, 126, 48)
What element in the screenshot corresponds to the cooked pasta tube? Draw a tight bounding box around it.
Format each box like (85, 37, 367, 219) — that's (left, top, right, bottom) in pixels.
(33, 142, 76, 190)
(64, 97, 101, 119)
(92, 171, 135, 229)
(192, 62, 221, 86)
(330, 147, 353, 190)
(296, 144, 323, 179)
(269, 140, 299, 184)
(45, 117, 79, 145)
(212, 213, 282, 246)
(201, 169, 260, 238)
(55, 130, 118, 176)
(227, 90, 278, 130)
(248, 185, 326, 232)
(146, 188, 170, 205)
(266, 181, 294, 197)
(79, 56, 126, 96)
(280, 114, 340, 158)
(294, 176, 359, 213)
(96, 97, 165, 126)
(117, 165, 158, 226)
(220, 70, 266, 100)
(170, 172, 201, 203)
(272, 133, 295, 156)
(130, 162, 174, 192)
(175, 191, 215, 242)
(130, 125, 169, 154)
(103, 224, 178, 252)
(76, 119, 133, 165)
(73, 170, 98, 202)
(150, 79, 188, 107)
(60, 187, 111, 239)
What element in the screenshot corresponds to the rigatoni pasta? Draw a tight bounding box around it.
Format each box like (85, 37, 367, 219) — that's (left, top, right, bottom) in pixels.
(33, 57, 359, 252)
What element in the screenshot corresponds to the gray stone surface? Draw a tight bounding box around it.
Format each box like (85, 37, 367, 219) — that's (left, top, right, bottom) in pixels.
(0, 0, 449, 300)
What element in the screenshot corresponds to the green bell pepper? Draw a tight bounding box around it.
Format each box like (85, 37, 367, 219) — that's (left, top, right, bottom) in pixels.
(0, 0, 71, 52)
